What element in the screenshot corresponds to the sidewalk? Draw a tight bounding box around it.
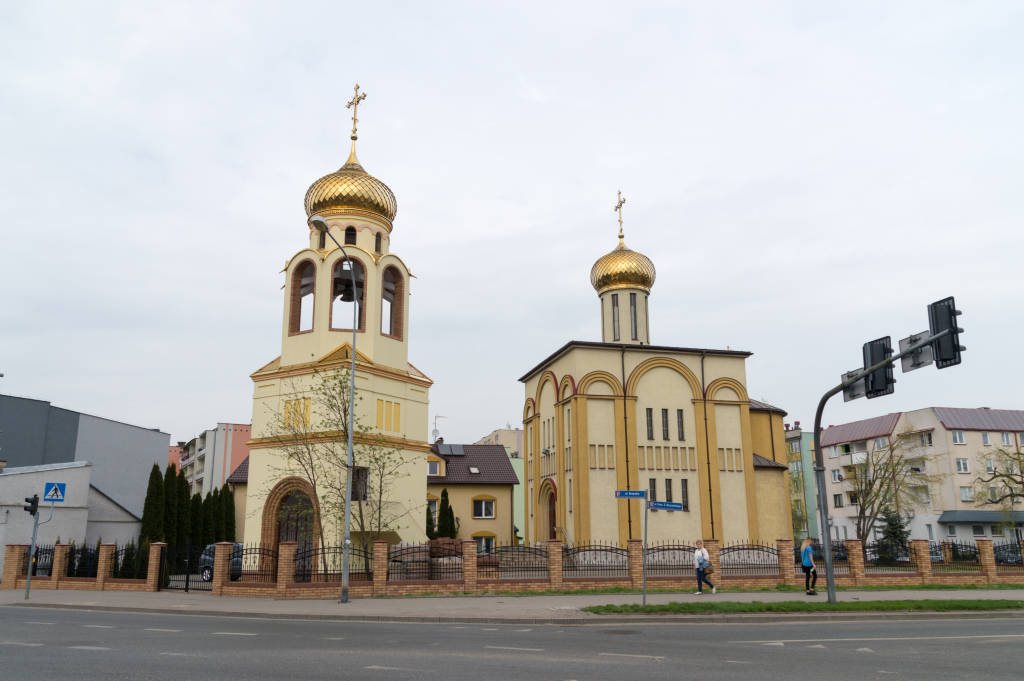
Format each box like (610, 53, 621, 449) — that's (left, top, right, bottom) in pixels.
(3, 586, 1024, 625)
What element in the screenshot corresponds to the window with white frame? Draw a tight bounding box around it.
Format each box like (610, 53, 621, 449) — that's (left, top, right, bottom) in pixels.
(986, 459, 994, 474)
(473, 499, 495, 518)
(960, 486, 974, 502)
(790, 460, 802, 473)
(990, 487, 998, 502)
(788, 441, 800, 453)
(476, 536, 495, 553)
(848, 492, 859, 505)
(982, 432, 991, 446)
(833, 494, 843, 508)
(952, 430, 965, 445)
(972, 525, 985, 536)
(829, 446, 839, 459)
(992, 525, 1004, 536)
(428, 461, 439, 476)
(874, 437, 887, 450)
(1001, 432, 1012, 446)
(832, 469, 841, 483)
(921, 432, 933, 446)
(956, 458, 970, 473)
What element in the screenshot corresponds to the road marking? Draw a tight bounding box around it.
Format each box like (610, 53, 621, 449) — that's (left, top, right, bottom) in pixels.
(70, 646, 111, 650)
(725, 661, 751, 664)
(482, 628, 498, 631)
(146, 629, 182, 633)
(324, 637, 346, 640)
(515, 629, 532, 632)
(25, 622, 54, 625)
(600, 653, 665, 660)
(160, 653, 197, 657)
(1, 642, 44, 646)
(82, 625, 115, 629)
(878, 672, 898, 675)
(807, 645, 827, 649)
(734, 635, 1024, 644)
(366, 666, 418, 672)
(486, 646, 545, 651)
(214, 632, 257, 636)
(858, 648, 875, 653)
(763, 642, 785, 647)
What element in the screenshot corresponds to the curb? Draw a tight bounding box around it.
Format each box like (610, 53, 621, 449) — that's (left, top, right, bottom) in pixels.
(4, 602, 1024, 626)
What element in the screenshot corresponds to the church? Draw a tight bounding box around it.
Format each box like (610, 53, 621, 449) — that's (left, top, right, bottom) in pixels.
(519, 199, 792, 546)
(243, 88, 432, 552)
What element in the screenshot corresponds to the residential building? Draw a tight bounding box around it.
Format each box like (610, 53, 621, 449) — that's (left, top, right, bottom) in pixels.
(821, 407, 1024, 542)
(168, 443, 183, 471)
(427, 442, 520, 550)
(226, 456, 249, 542)
(475, 428, 523, 456)
(784, 421, 819, 541)
(176, 424, 251, 497)
(474, 429, 525, 540)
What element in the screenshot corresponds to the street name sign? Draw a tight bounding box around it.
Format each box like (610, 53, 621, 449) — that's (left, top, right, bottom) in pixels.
(648, 501, 683, 511)
(615, 490, 646, 499)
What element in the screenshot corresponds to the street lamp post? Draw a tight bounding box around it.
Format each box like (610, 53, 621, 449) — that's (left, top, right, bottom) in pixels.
(310, 215, 358, 604)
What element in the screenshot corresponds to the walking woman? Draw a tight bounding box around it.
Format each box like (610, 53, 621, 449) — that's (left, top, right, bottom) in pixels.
(693, 539, 715, 595)
(801, 537, 818, 595)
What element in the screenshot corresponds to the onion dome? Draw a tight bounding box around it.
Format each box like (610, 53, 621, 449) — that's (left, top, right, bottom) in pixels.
(590, 235, 657, 294)
(304, 143, 398, 227)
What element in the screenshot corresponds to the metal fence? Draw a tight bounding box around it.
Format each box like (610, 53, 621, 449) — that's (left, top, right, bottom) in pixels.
(562, 542, 629, 578)
(235, 545, 278, 583)
(930, 540, 980, 572)
(388, 542, 463, 581)
(644, 542, 697, 577)
(993, 541, 1023, 572)
(294, 545, 373, 582)
(65, 545, 99, 578)
(794, 541, 850, 575)
(720, 541, 779, 576)
(110, 543, 149, 580)
(160, 542, 213, 592)
(863, 541, 917, 573)
(477, 543, 549, 580)
(21, 544, 54, 577)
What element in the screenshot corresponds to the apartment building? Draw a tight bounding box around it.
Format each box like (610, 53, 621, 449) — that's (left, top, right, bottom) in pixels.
(784, 422, 819, 541)
(176, 423, 251, 497)
(821, 408, 1024, 543)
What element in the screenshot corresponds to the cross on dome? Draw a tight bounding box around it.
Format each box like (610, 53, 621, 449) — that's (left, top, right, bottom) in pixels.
(614, 190, 626, 241)
(347, 84, 368, 141)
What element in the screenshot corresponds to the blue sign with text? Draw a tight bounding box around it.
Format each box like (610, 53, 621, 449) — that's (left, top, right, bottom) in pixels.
(615, 490, 646, 499)
(648, 501, 683, 511)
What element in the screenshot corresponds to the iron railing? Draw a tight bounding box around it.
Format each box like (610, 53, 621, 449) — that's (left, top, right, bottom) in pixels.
(110, 543, 149, 580)
(477, 543, 549, 580)
(235, 545, 278, 583)
(65, 545, 99, 578)
(388, 542, 463, 581)
(993, 541, 1023, 572)
(21, 544, 54, 577)
(794, 541, 850, 574)
(863, 541, 917, 573)
(930, 540, 980, 572)
(720, 541, 779, 576)
(562, 542, 628, 578)
(294, 545, 373, 582)
(644, 542, 697, 577)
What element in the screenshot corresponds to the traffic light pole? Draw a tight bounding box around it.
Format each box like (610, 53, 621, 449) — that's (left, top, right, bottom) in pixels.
(23, 501, 54, 601)
(812, 328, 950, 605)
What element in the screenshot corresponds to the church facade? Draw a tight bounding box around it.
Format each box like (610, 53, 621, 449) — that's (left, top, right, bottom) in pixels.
(243, 97, 431, 553)
(520, 210, 791, 546)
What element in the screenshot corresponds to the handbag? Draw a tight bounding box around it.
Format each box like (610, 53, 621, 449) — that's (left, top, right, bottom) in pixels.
(705, 564, 715, 575)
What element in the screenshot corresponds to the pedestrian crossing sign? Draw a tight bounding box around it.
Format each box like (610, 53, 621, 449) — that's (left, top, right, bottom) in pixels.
(43, 482, 66, 502)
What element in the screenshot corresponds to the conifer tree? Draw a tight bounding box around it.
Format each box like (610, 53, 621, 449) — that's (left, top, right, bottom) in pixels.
(163, 464, 178, 548)
(190, 492, 204, 548)
(222, 483, 236, 543)
(140, 464, 164, 543)
(177, 471, 190, 549)
(437, 488, 456, 539)
(425, 502, 436, 540)
(202, 492, 216, 548)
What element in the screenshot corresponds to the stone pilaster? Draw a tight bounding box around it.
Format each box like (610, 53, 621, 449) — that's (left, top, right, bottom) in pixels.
(547, 540, 562, 590)
(846, 539, 865, 585)
(977, 539, 996, 583)
(146, 543, 165, 592)
(96, 544, 114, 591)
(373, 540, 389, 596)
(703, 539, 721, 577)
(462, 540, 478, 593)
(1, 544, 28, 590)
(276, 541, 297, 596)
(51, 544, 69, 590)
(210, 542, 234, 596)
(911, 540, 932, 581)
(777, 538, 799, 586)
(627, 539, 644, 589)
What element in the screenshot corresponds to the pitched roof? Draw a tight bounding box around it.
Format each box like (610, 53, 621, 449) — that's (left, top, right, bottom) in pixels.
(820, 413, 901, 447)
(752, 453, 788, 470)
(748, 399, 788, 416)
(428, 444, 519, 485)
(226, 456, 249, 484)
(932, 407, 1024, 432)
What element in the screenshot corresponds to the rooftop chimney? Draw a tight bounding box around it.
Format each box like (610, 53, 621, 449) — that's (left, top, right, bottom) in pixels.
(795, 421, 801, 428)
(785, 423, 791, 430)
(436, 437, 444, 444)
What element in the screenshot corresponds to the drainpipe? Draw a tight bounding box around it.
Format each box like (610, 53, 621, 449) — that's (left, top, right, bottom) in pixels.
(621, 346, 632, 539)
(768, 409, 777, 462)
(701, 352, 715, 539)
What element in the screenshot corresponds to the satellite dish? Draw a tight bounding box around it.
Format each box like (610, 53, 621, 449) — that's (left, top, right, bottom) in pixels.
(432, 429, 439, 440)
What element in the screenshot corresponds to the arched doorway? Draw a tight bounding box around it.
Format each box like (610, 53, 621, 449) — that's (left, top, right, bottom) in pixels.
(259, 477, 321, 554)
(548, 494, 556, 540)
(278, 492, 315, 551)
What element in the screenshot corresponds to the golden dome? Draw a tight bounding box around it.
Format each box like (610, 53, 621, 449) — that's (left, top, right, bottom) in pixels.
(590, 237, 657, 294)
(304, 143, 397, 226)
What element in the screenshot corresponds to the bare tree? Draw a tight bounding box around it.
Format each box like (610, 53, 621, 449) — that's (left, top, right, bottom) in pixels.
(971, 445, 1024, 529)
(847, 425, 946, 541)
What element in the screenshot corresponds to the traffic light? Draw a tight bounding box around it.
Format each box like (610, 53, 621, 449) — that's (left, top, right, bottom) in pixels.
(24, 494, 39, 516)
(863, 336, 895, 399)
(928, 296, 965, 369)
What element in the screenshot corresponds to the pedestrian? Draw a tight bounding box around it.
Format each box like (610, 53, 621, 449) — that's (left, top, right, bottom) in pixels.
(801, 537, 818, 595)
(693, 539, 715, 595)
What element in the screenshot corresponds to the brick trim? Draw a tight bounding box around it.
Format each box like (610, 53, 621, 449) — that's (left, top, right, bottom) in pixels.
(379, 265, 405, 342)
(259, 477, 322, 556)
(288, 259, 317, 336)
(328, 255, 368, 332)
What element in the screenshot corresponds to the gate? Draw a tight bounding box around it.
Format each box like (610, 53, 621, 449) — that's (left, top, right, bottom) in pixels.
(159, 542, 213, 592)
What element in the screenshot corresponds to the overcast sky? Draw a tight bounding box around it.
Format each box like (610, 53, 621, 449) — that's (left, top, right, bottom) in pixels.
(2, 2, 1022, 447)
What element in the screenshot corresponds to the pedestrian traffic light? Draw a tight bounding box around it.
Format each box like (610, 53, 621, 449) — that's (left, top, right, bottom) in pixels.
(928, 296, 964, 369)
(863, 336, 895, 399)
(24, 494, 39, 516)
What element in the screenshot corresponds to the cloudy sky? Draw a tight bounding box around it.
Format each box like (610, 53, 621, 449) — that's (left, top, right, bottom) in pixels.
(2, 2, 1022, 447)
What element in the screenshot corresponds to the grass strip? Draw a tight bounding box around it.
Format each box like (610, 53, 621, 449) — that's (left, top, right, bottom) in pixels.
(581, 599, 1024, 615)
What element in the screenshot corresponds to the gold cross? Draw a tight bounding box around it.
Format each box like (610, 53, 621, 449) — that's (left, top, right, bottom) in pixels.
(613, 190, 626, 239)
(346, 84, 368, 140)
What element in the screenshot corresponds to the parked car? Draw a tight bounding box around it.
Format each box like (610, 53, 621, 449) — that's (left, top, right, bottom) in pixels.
(199, 543, 244, 581)
(993, 543, 1023, 566)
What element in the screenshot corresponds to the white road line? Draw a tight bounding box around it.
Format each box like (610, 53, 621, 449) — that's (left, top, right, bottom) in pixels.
(160, 653, 198, 657)
(763, 642, 785, 647)
(486, 646, 545, 651)
(366, 666, 418, 672)
(1, 642, 44, 646)
(214, 632, 257, 636)
(70, 646, 111, 650)
(82, 625, 115, 629)
(482, 628, 498, 631)
(725, 661, 751, 664)
(734, 634, 1024, 644)
(324, 637, 346, 640)
(857, 648, 875, 653)
(514, 629, 532, 632)
(146, 629, 182, 633)
(600, 653, 665, 660)
(24, 622, 54, 625)
(807, 645, 827, 649)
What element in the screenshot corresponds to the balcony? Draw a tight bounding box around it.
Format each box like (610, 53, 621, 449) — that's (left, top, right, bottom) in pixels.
(194, 469, 205, 481)
(197, 448, 206, 459)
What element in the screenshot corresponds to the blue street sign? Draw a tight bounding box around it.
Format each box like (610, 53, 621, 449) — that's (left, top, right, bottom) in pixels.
(648, 500, 683, 511)
(43, 482, 66, 503)
(615, 490, 646, 499)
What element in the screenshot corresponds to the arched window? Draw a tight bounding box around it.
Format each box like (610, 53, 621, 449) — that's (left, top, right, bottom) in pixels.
(380, 266, 404, 339)
(318, 230, 326, 249)
(375, 232, 382, 253)
(331, 257, 365, 331)
(289, 261, 316, 334)
(345, 226, 357, 245)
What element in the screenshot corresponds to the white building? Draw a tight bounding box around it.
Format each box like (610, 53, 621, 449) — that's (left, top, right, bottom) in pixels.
(176, 423, 251, 497)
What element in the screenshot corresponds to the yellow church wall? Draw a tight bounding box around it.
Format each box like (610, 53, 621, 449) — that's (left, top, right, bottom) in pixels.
(713, 403, 750, 542)
(585, 397, 618, 543)
(755, 469, 792, 542)
(426, 484, 515, 545)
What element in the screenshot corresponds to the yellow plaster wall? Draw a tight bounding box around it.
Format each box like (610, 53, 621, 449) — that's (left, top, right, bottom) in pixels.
(755, 469, 792, 542)
(714, 403, 749, 542)
(585, 398, 618, 542)
(427, 484, 514, 545)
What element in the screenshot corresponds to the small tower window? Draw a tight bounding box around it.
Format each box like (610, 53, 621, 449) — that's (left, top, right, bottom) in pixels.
(380, 266, 404, 339)
(318, 230, 326, 249)
(375, 232, 382, 253)
(331, 258, 365, 331)
(289, 261, 316, 334)
(630, 292, 638, 341)
(611, 294, 620, 342)
(345, 226, 357, 245)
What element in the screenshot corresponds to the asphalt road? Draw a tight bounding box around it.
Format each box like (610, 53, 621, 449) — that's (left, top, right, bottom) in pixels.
(2, 606, 1022, 680)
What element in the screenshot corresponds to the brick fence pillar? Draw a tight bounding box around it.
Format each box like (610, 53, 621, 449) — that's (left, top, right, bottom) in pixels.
(703, 539, 721, 578)
(462, 540, 478, 593)
(977, 539, 996, 583)
(627, 539, 644, 589)
(51, 544, 69, 590)
(210, 542, 234, 597)
(846, 539, 865, 585)
(373, 540, 389, 596)
(911, 539, 932, 582)
(1, 545, 29, 590)
(96, 544, 114, 591)
(940, 541, 953, 564)
(276, 541, 297, 596)
(777, 538, 798, 586)
(145, 543, 165, 592)
(547, 540, 562, 590)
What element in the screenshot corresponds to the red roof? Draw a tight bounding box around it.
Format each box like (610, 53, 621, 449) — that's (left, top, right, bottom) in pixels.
(932, 407, 1024, 432)
(820, 413, 901, 447)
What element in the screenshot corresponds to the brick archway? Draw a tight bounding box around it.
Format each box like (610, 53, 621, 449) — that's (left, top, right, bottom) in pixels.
(259, 477, 321, 553)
